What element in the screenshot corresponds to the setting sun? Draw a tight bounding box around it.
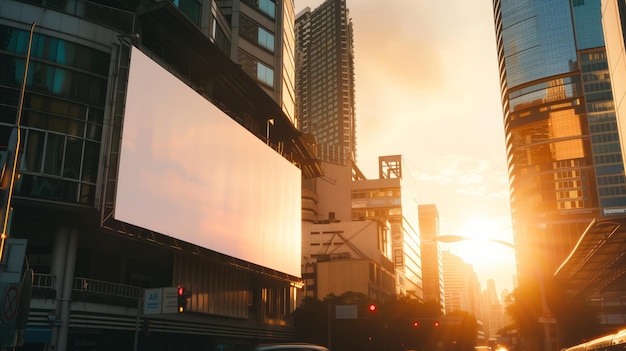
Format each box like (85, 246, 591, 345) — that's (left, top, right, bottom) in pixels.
(438, 215, 517, 292)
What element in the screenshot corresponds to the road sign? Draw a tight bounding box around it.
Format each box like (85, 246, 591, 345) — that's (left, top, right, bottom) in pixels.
(143, 288, 163, 315)
(143, 287, 180, 315)
(2, 285, 18, 322)
(161, 287, 179, 314)
(0, 283, 19, 347)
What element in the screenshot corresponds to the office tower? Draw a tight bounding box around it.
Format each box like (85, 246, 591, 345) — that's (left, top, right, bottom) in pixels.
(295, 0, 356, 165)
(492, 0, 626, 284)
(441, 251, 481, 318)
(351, 155, 423, 299)
(0, 0, 319, 349)
(217, 0, 297, 124)
(418, 204, 445, 312)
(481, 279, 505, 341)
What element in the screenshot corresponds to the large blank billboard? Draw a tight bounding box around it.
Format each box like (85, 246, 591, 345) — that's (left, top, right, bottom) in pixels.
(114, 47, 302, 277)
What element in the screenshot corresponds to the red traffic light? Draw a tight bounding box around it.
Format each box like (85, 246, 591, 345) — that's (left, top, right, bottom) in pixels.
(368, 303, 377, 312)
(434, 321, 440, 327)
(177, 286, 189, 313)
(413, 321, 419, 328)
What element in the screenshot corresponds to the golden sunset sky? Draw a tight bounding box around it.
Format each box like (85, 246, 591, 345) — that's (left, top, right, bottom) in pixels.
(295, 0, 516, 294)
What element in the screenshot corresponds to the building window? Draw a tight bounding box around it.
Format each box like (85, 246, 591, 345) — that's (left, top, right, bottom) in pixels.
(238, 50, 274, 88)
(0, 25, 107, 205)
(239, 16, 274, 53)
(173, 0, 202, 26)
(242, 0, 276, 19)
(256, 62, 274, 87)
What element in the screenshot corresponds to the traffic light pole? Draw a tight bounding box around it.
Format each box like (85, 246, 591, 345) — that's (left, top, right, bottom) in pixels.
(133, 292, 144, 351)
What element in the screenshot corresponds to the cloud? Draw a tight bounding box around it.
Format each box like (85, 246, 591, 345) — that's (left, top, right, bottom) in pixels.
(413, 154, 508, 200)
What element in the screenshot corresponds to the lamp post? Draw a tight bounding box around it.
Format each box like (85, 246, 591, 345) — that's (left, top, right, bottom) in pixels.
(432, 235, 553, 351)
(266, 118, 274, 145)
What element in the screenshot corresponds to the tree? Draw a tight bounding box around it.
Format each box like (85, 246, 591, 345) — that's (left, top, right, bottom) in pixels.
(545, 281, 601, 347)
(294, 292, 461, 351)
(293, 296, 328, 345)
(504, 279, 603, 351)
(504, 283, 544, 351)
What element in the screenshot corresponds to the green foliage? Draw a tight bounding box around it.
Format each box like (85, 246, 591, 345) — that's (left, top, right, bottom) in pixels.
(504, 282, 543, 343)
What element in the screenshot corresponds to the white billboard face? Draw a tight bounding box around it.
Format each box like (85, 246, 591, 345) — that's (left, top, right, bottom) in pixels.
(114, 47, 302, 277)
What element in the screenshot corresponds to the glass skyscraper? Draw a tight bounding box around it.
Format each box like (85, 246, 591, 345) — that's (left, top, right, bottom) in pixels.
(493, 0, 626, 284)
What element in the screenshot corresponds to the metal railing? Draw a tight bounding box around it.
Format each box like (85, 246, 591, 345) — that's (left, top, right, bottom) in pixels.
(33, 273, 55, 290)
(73, 277, 144, 300)
(32, 273, 144, 306)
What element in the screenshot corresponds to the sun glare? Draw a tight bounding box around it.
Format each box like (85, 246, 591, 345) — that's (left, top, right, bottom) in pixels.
(440, 215, 517, 290)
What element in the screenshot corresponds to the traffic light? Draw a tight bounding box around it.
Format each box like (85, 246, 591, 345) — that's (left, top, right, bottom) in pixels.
(177, 286, 190, 313)
(412, 320, 419, 328)
(368, 303, 377, 313)
(433, 321, 440, 327)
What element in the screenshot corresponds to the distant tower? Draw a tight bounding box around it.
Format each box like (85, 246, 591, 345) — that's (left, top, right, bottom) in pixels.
(295, 0, 356, 165)
(419, 204, 445, 313)
(481, 279, 505, 341)
(442, 251, 481, 317)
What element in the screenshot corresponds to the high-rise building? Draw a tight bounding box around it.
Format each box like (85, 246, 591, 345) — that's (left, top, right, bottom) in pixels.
(0, 0, 320, 349)
(418, 204, 445, 312)
(441, 251, 481, 318)
(295, 0, 356, 165)
(351, 155, 423, 299)
(493, 0, 626, 284)
(481, 279, 505, 341)
(217, 0, 297, 124)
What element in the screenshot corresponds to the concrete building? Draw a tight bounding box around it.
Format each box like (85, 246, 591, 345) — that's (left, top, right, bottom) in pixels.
(351, 155, 423, 299)
(418, 204, 445, 312)
(300, 160, 396, 302)
(217, 0, 297, 124)
(0, 0, 320, 349)
(301, 219, 396, 302)
(295, 0, 356, 165)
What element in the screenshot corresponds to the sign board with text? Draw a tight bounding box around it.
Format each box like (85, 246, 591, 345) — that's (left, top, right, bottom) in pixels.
(143, 287, 178, 315)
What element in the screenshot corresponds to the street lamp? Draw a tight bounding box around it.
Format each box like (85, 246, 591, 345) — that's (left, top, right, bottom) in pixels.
(431, 234, 553, 351)
(432, 234, 516, 250)
(266, 118, 274, 145)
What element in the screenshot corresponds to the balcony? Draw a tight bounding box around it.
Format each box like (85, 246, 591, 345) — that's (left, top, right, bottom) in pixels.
(33, 273, 143, 308)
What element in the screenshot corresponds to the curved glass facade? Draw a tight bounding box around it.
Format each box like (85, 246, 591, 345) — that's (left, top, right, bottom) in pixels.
(501, 0, 577, 88)
(0, 25, 107, 205)
(495, 0, 626, 285)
